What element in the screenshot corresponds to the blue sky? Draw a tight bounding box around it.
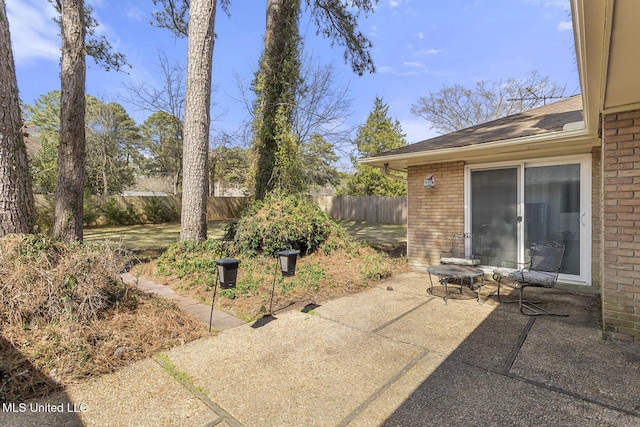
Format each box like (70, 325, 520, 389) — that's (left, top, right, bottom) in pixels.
(7, 0, 578, 168)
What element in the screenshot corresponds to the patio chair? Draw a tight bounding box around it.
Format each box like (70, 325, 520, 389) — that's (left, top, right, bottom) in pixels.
(492, 241, 567, 316)
(440, 233, 483, 266)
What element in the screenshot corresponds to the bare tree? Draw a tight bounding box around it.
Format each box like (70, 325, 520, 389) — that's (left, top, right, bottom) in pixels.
(411, 71, 566, 134)
(0, 0, 36, 235)
(293, 57, 354, 156)
(123, 52, 186, 116)
(234, 54, 354, 175)
(51, 0, 86, 241)
(251, 0, 376, 199)
(123, 52, 186, 195)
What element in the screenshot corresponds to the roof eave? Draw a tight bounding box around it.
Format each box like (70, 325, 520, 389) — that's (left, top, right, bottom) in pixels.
(570, 0, 608, 132)
(360, 127, 596, 172)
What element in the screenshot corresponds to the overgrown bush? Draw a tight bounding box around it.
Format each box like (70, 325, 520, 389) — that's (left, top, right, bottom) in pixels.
(0, 234, 206, 402)
(35, 201, 54, 232)
(0, 235, 131, 326)
(231, 192, 339, 256)
(148, 192, 408, 321)
(142, 197, 179, 223)
(35, 195, 102, 230)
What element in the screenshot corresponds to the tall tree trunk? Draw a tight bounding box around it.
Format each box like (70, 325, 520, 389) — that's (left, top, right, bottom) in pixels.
(173, 167, 181, 196)
(0, 0, 36, 236)
(101, 149, 109, 195)
(180, 0, 217, 241)
(52, 0, 86, 241)
(265, 0, 282, 47)
(251, 0, 301, 200)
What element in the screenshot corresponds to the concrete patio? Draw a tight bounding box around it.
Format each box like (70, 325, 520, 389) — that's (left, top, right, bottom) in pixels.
(3, 271, 639, 426)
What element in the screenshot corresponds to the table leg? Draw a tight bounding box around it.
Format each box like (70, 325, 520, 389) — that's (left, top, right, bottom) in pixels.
(440, 275, 449, 305)
(427, 272, 434, 295)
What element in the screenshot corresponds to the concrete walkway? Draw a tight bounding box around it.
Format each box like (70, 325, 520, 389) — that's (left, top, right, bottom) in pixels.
(3, 272, 640, 426)
(120, 272, 246, 331)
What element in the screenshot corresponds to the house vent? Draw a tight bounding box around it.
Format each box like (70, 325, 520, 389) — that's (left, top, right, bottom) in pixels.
(563, 120, 585, 132)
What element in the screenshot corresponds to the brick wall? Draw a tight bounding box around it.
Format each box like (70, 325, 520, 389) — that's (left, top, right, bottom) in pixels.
(602, 110, 640, 343)
(591, 147, 602, 292)
(407, 162, 465, 269)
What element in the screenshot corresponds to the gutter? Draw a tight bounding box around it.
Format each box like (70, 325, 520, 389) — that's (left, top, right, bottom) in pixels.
(382, 163, 407, 184)
(359, 127, 596, 171)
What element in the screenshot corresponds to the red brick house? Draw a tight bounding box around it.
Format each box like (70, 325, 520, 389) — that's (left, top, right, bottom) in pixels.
(361, 1, 640, 343)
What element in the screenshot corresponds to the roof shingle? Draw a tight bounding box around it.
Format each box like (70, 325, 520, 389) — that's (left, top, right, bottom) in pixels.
(370, 95, 584, 158)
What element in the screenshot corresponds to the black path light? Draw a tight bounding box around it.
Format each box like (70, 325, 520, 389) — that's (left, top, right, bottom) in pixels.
(209, 257, 241, 332)
(278, 250, 300, 276)
(268, 249, 300, 316)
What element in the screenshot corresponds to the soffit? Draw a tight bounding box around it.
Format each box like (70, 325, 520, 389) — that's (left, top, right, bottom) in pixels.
(603, 0, 640, 111)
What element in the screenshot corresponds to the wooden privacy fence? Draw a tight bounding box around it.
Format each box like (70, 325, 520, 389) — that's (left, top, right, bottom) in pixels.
(311, 195, 407, 224)
(35, 195, 406, 224)
(35, 195, 248, 223)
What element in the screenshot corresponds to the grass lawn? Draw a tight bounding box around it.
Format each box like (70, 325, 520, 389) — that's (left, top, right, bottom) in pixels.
(84, 220, 407, 252)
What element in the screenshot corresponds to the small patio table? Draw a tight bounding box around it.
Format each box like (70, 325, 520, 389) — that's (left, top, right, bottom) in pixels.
(427, 264, 485, 304)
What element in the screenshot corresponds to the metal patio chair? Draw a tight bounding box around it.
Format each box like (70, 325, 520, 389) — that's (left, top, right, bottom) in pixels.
(437, 233, 484, 292)
(492, 241, 567, 316)
(440, 233, 483, 267)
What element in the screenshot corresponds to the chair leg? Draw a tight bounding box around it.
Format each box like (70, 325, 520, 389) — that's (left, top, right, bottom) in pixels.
(519, 285, 568, 317)
(495, 276, 541, 305)
(495, 276, 519, 303)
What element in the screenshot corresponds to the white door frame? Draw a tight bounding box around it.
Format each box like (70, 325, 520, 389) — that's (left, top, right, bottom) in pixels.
(464, 154, 592, 286)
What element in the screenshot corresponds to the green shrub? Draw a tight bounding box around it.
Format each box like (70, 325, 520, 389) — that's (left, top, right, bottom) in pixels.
(35, 200, 54, 232)
(142, 197, 179, 223)
(232, 192, 337, 256)
(83, 197, 101, 226)
(101, 199, 140, 226)
(35, 196, 102, 230)
(156, 239, 228, 278)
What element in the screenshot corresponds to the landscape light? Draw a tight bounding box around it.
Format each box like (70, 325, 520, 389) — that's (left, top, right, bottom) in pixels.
(209, 258, 241, 332)
(215, 258, 241, 288)
(277, 250, 300, 276)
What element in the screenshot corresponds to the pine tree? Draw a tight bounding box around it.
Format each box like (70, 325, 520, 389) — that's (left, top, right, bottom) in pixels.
(338, 97, 407, 196)
(0, 0, 37, 235)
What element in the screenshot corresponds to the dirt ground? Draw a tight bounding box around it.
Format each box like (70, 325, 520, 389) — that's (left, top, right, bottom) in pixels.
(130, 240, 410, 321)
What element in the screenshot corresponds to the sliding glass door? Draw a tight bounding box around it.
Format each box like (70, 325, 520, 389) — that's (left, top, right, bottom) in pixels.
(471, 168, 518, 267)
(467, 156, 590, 284)
(524, 164, 581, 275)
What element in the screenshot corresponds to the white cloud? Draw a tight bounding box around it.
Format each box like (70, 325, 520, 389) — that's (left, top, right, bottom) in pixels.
(126, 7, 146, 22)
(6, 0, 59, 64)
(403, 61, 423, 68)
(400, 118, 440, 144)
(377, 65, 395, 74)
(389, 1, 401, 8)
(557, 20, 572, 31)
(522, 0, 568, 8)
(412, 48, 442, 58)
(87, 0, 105, 8)
(415, 32, 425, 40)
